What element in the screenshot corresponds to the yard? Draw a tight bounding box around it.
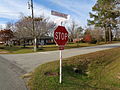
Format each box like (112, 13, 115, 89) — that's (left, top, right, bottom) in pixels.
(28, 47, 120, 90)
(0, 43, 96, 54)
(0, 41, 119, 54)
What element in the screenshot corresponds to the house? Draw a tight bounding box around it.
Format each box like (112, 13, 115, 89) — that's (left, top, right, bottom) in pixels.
(14, 36, 55, 46)
(0, 29, 13, 45)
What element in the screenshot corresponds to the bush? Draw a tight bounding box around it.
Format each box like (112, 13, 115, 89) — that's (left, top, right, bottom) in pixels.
(79, 39, 85, 43)
(84, 34, 92, 43)
(90, 38, 97, 44)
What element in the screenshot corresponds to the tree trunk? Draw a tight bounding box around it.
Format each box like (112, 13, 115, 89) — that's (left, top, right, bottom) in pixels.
(104, 27, 107, 43)
(109, 27, 112, 42)
(97, 39, 100, 44)
(115, 29, 118, 40)
(23, 38, 26, 48)
(36, 38, 39, 48)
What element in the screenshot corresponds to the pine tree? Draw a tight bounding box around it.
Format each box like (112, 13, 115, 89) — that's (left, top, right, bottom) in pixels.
(88, 0, 120, 42)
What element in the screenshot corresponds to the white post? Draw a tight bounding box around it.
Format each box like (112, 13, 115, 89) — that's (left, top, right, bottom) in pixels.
(34, 38, 37, 52)
(60, 50, 62, 83)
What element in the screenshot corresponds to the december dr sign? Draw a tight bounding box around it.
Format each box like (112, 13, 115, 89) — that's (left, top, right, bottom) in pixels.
(54, 26, 68, 47)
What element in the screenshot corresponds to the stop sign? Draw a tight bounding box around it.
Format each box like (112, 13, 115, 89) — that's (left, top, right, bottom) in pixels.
(54, 26, 68, 46)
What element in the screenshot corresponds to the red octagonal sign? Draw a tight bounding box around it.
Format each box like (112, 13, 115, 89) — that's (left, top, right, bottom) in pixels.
(54, 26, 68, 47)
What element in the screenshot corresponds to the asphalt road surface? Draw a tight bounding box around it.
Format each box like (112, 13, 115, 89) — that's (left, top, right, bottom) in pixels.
(0, 56, 27, 90)
(0, 43, 120, 73)
(0, 43, 120, 90)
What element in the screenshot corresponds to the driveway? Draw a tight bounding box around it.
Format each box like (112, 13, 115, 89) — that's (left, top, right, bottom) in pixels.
(0, 43, 120, 73)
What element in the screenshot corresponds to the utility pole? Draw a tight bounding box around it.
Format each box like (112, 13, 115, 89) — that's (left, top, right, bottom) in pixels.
(29, 0, 37, 51)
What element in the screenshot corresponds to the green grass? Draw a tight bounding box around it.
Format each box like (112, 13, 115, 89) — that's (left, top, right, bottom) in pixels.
(28, 47, 120, 90)
(0, 43, 96, 54)
(0, 41, 120, 54)
(0, 46, 34, 54)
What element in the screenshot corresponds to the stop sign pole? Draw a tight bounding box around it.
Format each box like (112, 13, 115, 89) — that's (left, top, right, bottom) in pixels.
(54, 26, 68, 83)
(60, 49, 62, 83)
(59, 45, 64, 84)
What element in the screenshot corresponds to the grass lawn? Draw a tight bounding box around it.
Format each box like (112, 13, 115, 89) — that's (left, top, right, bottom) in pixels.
(0, 46, 34, 54)
(0, 43, 96, 54)
(0, 41, 120, 54)
(28, 47, 120, 90)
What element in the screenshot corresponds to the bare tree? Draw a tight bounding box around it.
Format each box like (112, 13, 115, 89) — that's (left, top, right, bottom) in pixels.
(14, 19, 31, 47)
(68, 20, 83, 43)
(84, 27, 104, 44)
(0, 25, 3, 30)
(91, 27, 104, 43)
(68, 20, 78, 42)
(14, 16, 55, 48)
(6, 22, 14, 30)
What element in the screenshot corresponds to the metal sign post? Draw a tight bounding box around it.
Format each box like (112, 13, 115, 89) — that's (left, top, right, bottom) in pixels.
(59, 45, 64, 83)
(59, 50, 62, 83)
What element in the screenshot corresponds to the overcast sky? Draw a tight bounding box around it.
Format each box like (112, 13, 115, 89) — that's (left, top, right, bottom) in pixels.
(0, 0, 97, 28)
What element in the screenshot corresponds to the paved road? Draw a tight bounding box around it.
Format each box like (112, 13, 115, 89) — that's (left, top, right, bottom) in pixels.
(0, 43, 120, 73)
(0, 43, 120, 90)
(0, 56, 27, 90)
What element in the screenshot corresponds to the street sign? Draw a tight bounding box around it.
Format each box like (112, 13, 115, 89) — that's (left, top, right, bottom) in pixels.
(51, 10, 68, 19)
(54, 26, 68, 47)
(54, 26, 68, 84)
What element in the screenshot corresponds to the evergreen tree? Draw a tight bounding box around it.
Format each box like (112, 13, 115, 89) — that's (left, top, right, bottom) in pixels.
(88, 0, 120, 42)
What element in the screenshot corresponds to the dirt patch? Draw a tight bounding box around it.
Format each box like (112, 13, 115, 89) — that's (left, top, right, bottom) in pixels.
(117, 76, 120, 80)
(22, 73, 33, 79)
(0, 51, 9, 54)
(44, 72, 58, 76)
